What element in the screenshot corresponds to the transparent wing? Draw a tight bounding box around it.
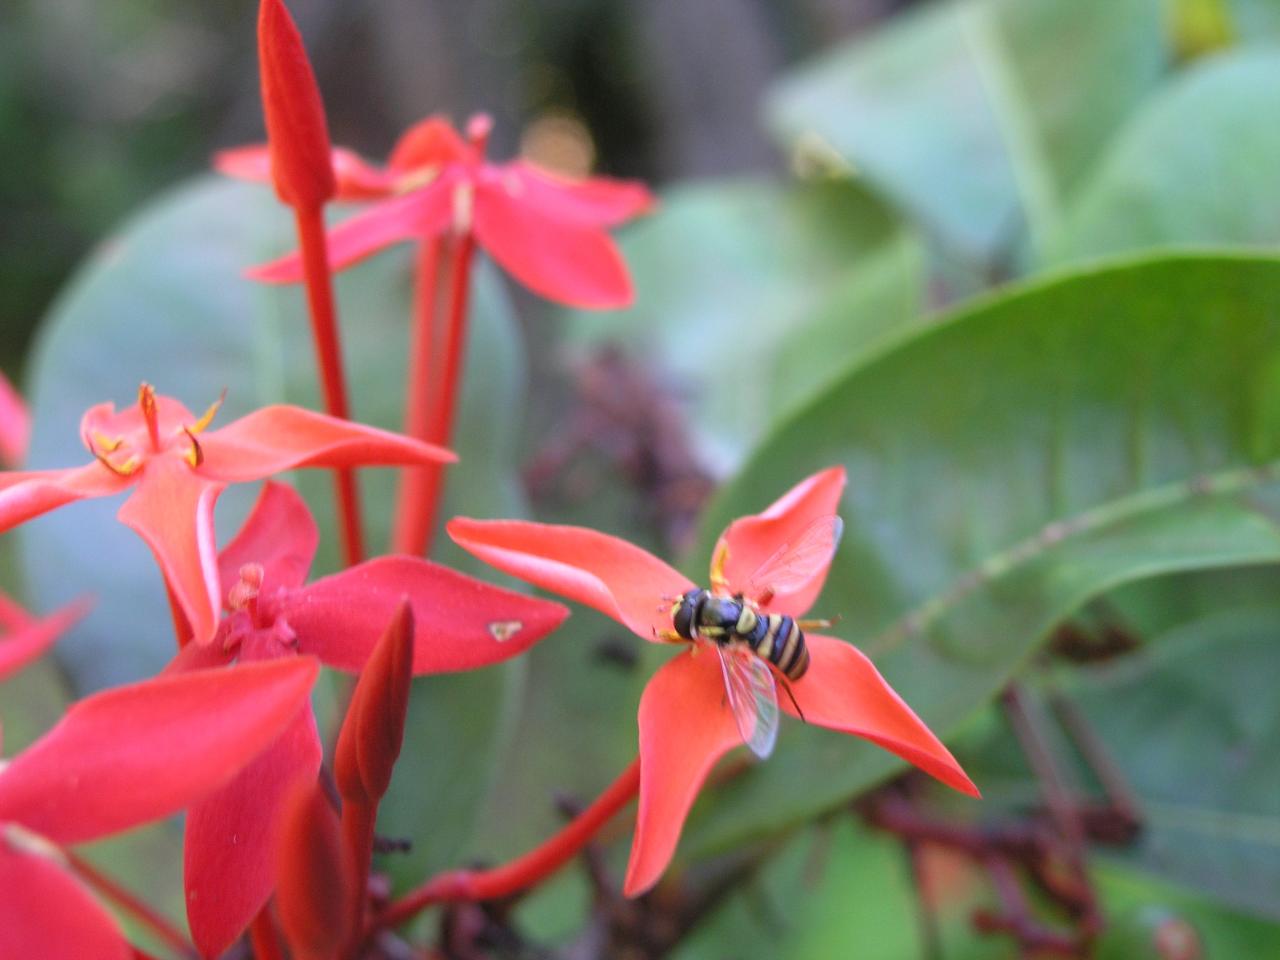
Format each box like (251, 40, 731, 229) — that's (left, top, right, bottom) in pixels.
(715, 643, 779, 759)
(744, 515, 844, 601)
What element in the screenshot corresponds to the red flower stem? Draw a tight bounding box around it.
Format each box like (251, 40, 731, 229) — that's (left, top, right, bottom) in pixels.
(391, 236, 444, 556)
(249, 906, 285, 960)
(341, 797, 377, 952)
(375, 756, 640, 931)
(409, 232, 476, 555)
(293, 203, 364, 567)
(63, 848, 196, 958)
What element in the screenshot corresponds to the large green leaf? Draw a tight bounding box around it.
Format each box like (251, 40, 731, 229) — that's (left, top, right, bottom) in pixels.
(18, 174, 530, 886)
(561, 177, 925, 469)
(1050, 51, 1280, 264)
(766, 0, 1168, 261)
(678, 252, 1280, 859)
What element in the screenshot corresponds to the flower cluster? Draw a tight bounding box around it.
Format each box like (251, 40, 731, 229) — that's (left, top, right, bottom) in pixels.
(0, 1, 977, 957)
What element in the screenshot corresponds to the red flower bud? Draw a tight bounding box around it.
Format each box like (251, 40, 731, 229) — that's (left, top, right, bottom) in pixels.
(275, 780, 353, 959)
(257, 0, 336, 208)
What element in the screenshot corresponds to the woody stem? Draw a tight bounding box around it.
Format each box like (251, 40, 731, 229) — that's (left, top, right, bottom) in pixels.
(374, 756, 641, 931)
(390, 236, 445, 556)
(294, 203, 364, 568)
(64, 848, 196, 958)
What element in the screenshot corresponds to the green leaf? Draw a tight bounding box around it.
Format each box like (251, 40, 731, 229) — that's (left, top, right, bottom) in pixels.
(1050, 51, 1280, 264)
(766, 0, 1168, 261)
(680, 252, 1280, 860)
(19, 174, 530, 883)
(562, 177, 925, 468)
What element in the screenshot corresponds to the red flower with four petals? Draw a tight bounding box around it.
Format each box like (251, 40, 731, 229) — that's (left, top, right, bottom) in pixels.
(448, 466, 979, 895)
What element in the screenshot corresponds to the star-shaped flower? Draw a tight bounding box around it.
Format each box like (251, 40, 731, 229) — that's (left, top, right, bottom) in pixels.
(219, 114, 654, 308)
(0, 656, 319, 960)
(448, 466, 978, 895)
(0, 384, 453, 645)
(166, 481, 568, 957)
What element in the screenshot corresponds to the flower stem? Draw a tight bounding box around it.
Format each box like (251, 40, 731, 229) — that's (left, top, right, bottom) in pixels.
(293, 203, 364, 567)
(64, 848, 196, 958)
(391, 237, 444, 556)
(375, 756, 640, 931)
(249, 906, 285, 960)
(341, 797, 377, 953)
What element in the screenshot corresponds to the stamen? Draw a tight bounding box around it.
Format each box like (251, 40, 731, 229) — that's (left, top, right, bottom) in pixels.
(453, 182, 475, 235)
(91, 431, 124, 453)
(137, 382, 161, 452)
(182, 427, 204, 468)
(188, 388, 227, 435)
(394, 166, 442, 196)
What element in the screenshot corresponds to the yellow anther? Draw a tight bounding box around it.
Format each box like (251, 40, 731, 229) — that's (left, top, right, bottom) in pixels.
(710, 541, 730, 593)
(394, 165, 442, 196)
(137, 382, 161, 450)
(182, 428, 204, 468)
(188, 389, 226, 436)
(91, 431, 124, 453)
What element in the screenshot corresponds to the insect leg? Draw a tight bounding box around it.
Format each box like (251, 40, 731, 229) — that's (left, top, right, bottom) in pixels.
(796, 617, 838, 630)
(777, 673, 806, 723)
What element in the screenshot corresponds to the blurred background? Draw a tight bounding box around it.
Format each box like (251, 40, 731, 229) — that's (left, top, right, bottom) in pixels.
(5, 1, 1280, 958)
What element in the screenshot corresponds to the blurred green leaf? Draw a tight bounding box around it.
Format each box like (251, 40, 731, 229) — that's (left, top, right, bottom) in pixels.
(766, 0, 1167, 261)
(562, 177, 925, 470)
(19, 174, 531, 887)
(680, 252, 1280, 861)
(1050, 51, 1280, 264)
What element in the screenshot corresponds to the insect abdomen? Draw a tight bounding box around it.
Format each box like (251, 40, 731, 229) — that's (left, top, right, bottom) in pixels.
(754, 614, 809, 680)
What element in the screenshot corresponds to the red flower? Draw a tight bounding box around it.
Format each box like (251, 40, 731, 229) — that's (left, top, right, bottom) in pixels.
(0, 656, 319, 960)
(0, 592, 88, 681)
(448, 467, 979, 896)
(169, 481, 568, 958)
(218, 114, 654, 308)
(0, 384, 453, 646)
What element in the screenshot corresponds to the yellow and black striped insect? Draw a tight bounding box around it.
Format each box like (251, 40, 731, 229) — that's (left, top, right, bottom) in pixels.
(658, 516, 843, 759)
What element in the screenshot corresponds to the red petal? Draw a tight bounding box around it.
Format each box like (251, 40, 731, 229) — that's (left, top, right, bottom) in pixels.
(504, 161, 655, 226)
(473, 180, 634, 308)
(117, 458, 225, 646)
(447, 518, 691, 641)
(783, 635, 979, 798)
(198, 405, 454, 483)
(276, 556, 569, 673)
(0, 370, 30, 467)
(185, 705, 321, 960)
(275, 781, 353, 957)
(626, 650, 742, 896)
(0, 599, 89, 681)
(0, 832, 130, 960)
(0, 463, 132, 533)
(218, 481, 318, 604)
(0, 657, 320, 844)
(257, 0, 335, 208)
(215, 144, 395, 202)
(248, 181, 453, 283)
(715, 466, 846, 616)
(334, 601, 413, 804)
(388, 116, 468, 173)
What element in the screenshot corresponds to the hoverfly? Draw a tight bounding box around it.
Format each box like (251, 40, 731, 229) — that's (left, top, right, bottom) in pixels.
(659, 516, 843, 760)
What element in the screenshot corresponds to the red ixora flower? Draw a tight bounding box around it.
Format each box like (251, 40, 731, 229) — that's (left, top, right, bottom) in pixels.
(166, 481, 568, 958)
(448, 466, 980, 896)
(0, 656, 319, 960)
(0, 383, 452, 646)
(218, 113, 654, 308)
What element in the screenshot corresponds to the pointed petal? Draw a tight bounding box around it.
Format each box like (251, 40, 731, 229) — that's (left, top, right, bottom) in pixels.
(334, 601, 413, 804)
(211, 144, 273, 183)
(198, 405, 453, 484)
(388, 115, 468, 172)
(248, 182, 453, 283)
(0, 370, 30, 467)
(257, 0, 335, 208)
(0, 657, 320, 844)
(275, 781, 353, 958)
(626, 650, 742, 896)
(218, 481, 318, 604)
(277, 556, 568, 673)
(716, 466, 846, 616)
(215, 144, 394, 201)
(185, 706, 322, 960)
(473, 181, 634, 309)
(0, 599, 90, 681)
(117, 459, 225, 645)
(782, 635, 979, 797)
(447, 518, 691, 642)
(0, 832, 130, 960)
(0, 463, 132, 533)
(504, 161, 655, 226)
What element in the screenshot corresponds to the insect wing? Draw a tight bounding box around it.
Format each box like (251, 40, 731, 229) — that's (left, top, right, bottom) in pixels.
(715, 643, 779, 759)
(744, 515, 844, 601)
